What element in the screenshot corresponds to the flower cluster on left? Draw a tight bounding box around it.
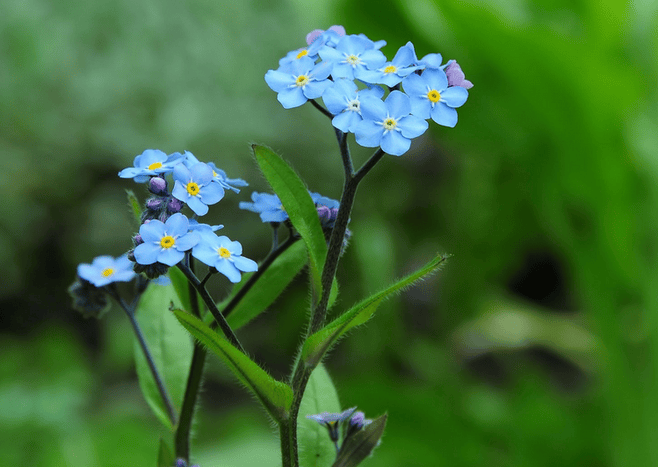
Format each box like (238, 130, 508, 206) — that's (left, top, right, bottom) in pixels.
(70, 149, 258, 317)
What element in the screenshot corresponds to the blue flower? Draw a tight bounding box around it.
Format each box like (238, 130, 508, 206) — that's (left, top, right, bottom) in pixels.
(318, 35, 386, 81)
(353, 90, 429, 156)
(265, 56, 333, 109)
(207, 163, 248, 193)
(307, 407, 357, 443)
(118, 150, 183, 183)
(77, 254, 136, 287)
(402, 69, 469, 127)
(322, 79, 385, 133)
(239, 192, 287, 222)
(188, 219, 224, 233)
(357, 42, 420, 87)
(172, 162, 225, 216)
(192, 233, 258, 283)
(134, 213, 200, 266)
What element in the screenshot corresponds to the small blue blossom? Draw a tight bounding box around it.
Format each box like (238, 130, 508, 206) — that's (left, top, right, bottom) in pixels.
(357, 42, 420, 87)
(192, 233, 258, 283)
(188, 219, 224, 233)
(239, 192, 287, 223)
(207, 163, 248, 193)
(322, 79, 385, 133)
(77, 254, 136, 287)
(134, 213, 200, 267)
(265, 56, 333, 109)
(118, 150, 184, 183)
(172, 162, 225, 216)
(318, 35, 387, 81)
(353, 90, 429, 156)
(402, 69, 469, 127)
(307, 407, 357, 443)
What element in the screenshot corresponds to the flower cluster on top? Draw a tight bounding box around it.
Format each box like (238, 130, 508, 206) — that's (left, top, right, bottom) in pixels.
(265, 26, 472, 156)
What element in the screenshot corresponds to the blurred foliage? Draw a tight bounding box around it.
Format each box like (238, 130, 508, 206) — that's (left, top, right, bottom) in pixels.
(1, 0, 657, 465)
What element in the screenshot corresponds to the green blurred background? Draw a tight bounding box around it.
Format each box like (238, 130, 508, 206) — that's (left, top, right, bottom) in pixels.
(2, 0, 657, 465)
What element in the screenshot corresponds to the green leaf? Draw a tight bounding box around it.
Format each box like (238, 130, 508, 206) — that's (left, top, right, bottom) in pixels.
(224, 241, 308, 330)
(125, 189, 142, 227)
(302, 254, 448, 368)
(169, 266, 193, 316)
(332, 414, 387, 467)
(173, 309, 293, 422)
(298, 364, 342, 467)
(252, 144, 327, 302)
(134, 283, 193, 430)
(157, 437, 175, 467)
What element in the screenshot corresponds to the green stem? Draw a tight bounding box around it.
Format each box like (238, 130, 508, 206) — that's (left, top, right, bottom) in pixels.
(177, 262, 246, 354)
(107, 286, 178, 427)
(175, 257, 207, 461)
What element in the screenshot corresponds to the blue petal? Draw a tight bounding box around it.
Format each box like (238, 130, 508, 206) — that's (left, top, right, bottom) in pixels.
(190, 163, 213, 185)
(409, 95, 431, 119)
(192, 243, 220, 268)
(392, 42, 416, 66)
(199, 181, 225, 205)
(216, 260, 241, 283)
(134, 243, 161, 265)
(158, 248, 184, 267)
(175, 231, 200, 252)
(278, 87, 308, 109)
(232, 256, 258, 273)
(140, 220, 166, 243)
(385, 91, 411, 118)
(354, 120, 383, 148)
(187, 196, 209, 216)
(332, 111, 361, 133)
(172, 181, 190, 202)
(423, 69, 448, 92)
(303, 80, 332, 99)
(173, 163, 192, 183)
(441, 86, 469, 108)
(380, 131, 411, 156)
(359, 95, 386, 121)
(398, 115, 429, 139)
(265, 69, 295, 92)
(430, 103, 458, 127)
(261, 210, 289, 222)
(165, 213, 189, 237)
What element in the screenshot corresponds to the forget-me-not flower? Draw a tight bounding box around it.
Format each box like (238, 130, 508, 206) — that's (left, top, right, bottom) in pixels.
(318, 35, 387, 81)
(239, 192, 288, 223)
(402, 69, 469, 127)
(353, 90, 429, 156)
(172, 162, 225, 216)
(322, 79, 385, 133)
(77, 254, 136, 287)
(118, 150, 183, 183)
(357, 42, 420, 87)
(134, 213, 200, 266)
(207, 163, 248, 193)
(265, 56, 333, 109)
(192, 233, 258, 283)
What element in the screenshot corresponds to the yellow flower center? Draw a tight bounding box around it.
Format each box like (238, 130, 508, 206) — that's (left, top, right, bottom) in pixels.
(383, 118, 398, 130)
(218, 247, 231, 259)
(427, 89, 441, 103)
(383, 65, 397, 74)
(346, 54, 359, 65)
(296, 49, 308, 59)
(295, 75, 310, 87)
(101, 268, 115, 277)
(148, 162, 163, 171)
(186, 181, 200, 196)
(212, 170, 218, 177)
(160, 236, 175, 249)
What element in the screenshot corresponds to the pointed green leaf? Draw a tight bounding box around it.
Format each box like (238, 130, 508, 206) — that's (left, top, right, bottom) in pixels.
(157, 437, 175, 467)
(125, 189, 142, 226)
(173, 309, 293, 422)
(332, 414, 387, 467)
(223, 241, 308, 330)
(252, 144, 327, 301)
(134, 283, 193, 430)
(298, 364, 342, 467)
(302, 254, 448, 368)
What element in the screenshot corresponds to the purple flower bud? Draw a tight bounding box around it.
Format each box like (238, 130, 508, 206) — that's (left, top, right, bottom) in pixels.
(175, 459, 187, 467)
(445, 61, 473, 89)
(167, 197, 183, 214)
(149, 176, 168, 195)
(133, 234, 143, 246)
(146, 197, 163, 210)
(349, 411, 366, 429)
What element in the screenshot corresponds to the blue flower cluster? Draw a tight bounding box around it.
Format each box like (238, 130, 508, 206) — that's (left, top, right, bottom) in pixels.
(117, 150, 257, 283)
(239, 191, 340, 229)
(265, 26, 472, 156)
